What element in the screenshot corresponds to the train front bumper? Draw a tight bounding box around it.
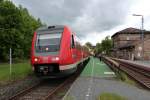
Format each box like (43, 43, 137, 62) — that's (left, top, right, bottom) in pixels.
(33, 63, 77, 78)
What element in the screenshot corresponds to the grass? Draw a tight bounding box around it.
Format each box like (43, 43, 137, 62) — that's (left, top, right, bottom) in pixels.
(118, 71, 136, 85)
(57, 92, 66, 97)
(63, 94, 74, 100)
(0, 61, 33, 85)
(97, 92, 127, 100)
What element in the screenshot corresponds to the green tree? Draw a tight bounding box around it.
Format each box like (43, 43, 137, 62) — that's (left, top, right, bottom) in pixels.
(0, 0, 42, 62)
(94, 42, 102, 55)
(94, 36, 113, 55)
(101, 36, 113, 55)
(85, 42, 93, 49)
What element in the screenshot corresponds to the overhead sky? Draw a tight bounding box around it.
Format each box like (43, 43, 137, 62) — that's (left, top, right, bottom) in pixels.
(11, 0, 150, 45)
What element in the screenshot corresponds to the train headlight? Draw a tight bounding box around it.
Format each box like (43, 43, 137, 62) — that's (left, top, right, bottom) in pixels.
(52, 57, 59, 61)
(55, 57, 59, 61)
(34, 58, 38, 62)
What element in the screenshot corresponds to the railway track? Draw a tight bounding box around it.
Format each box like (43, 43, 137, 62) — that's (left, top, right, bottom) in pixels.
(103, 57, 150, 89)
(9, 58, 89, 100)
(9, 77, 69, 100)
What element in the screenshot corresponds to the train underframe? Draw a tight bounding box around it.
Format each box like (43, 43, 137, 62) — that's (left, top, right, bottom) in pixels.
(33, 63, 77, 78)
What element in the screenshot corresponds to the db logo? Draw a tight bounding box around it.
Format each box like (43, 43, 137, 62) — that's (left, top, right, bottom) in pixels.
(43, 57, 48, 62)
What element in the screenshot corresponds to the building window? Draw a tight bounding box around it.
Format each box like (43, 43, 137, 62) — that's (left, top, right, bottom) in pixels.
(127, 36, 130, 40)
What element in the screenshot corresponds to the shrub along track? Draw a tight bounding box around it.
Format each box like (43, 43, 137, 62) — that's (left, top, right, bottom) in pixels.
(9, 58, 89, 100)
(102, 57, 150, 89)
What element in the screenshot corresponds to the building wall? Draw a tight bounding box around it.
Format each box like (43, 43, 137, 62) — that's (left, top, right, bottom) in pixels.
(134, 39, 150, 60)
(112, 32, 150, 60)
(113, 33, 141, 48)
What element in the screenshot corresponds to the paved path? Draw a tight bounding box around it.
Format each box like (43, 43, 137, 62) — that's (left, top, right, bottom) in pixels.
(81, 57, 116, 78)
(63, 57, 150, 100)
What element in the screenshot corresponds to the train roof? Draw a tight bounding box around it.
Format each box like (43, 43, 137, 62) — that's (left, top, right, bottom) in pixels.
(36, 25, 65, 32)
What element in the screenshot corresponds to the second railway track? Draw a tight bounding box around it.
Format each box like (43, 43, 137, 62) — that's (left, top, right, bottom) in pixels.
(103, 57, 150, 89)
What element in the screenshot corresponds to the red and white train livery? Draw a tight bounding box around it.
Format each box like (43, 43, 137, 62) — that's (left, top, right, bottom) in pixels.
(31, 25, 89, 77)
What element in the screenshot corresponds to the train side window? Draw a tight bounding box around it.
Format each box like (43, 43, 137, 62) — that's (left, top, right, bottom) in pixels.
(71, 35, 75, 48)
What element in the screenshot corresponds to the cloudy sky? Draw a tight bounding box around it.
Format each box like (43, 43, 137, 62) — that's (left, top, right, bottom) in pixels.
(11, 0, 150, 45)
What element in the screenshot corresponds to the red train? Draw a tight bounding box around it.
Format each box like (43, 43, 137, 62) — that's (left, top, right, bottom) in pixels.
(31, 25, 89, 77)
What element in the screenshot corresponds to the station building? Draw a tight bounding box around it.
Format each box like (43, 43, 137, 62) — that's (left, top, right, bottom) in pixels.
(111, 27, 150, 60)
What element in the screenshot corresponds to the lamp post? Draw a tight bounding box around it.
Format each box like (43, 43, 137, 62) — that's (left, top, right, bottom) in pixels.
(133, 14, 144, 60)
(0, 28, 12, 76)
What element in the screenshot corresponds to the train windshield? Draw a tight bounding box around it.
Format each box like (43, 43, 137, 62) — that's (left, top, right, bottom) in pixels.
(35, 33, 61, 53)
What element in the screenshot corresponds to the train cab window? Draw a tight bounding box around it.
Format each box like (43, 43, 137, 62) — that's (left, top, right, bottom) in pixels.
(35, 33, 61, 53)
(71, 35, 75, 48)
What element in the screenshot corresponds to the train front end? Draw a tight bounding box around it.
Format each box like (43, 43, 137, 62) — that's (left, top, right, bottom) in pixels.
(31, 26, 77, 77)
(31, 26, 65, 77)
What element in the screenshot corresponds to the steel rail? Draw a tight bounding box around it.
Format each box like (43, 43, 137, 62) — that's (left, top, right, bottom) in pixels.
(9, 82, 42, 100)
(44, 73, 78, 100)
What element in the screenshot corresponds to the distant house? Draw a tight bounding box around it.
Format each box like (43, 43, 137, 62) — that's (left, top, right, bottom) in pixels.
(111, 27, 150, 60)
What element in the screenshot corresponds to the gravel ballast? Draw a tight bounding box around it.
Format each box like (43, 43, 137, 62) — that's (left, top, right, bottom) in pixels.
(0, 75, 41, 100)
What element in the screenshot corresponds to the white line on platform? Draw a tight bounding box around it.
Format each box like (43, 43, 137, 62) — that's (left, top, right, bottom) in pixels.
(96, 63, 105, 65)
(104, 72, 115, 75)
(86, 94, 89, 96)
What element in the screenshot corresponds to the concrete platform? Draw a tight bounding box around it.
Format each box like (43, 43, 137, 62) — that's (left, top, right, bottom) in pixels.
(63, 57, 150, 100)
(128, 60, 150, 68)
(63, 77, 150, 100)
